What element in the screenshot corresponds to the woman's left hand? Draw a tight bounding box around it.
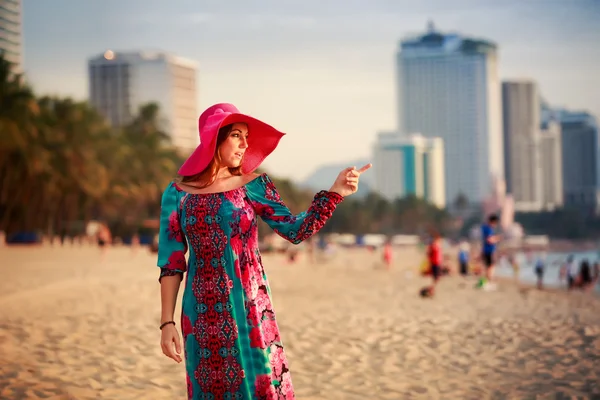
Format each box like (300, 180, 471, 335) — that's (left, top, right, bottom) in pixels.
(329, 163, 372, 197)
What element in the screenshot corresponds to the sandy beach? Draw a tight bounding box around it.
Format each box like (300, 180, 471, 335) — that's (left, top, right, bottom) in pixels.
(0, 244, 599, 399)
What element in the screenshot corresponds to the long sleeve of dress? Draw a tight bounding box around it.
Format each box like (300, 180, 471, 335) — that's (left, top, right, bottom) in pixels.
(157, 182, 188, 281)
(245, 173, 343, 245)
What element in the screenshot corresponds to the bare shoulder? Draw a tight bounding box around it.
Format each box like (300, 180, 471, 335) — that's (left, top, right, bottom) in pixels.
(241, 173, 263, 184)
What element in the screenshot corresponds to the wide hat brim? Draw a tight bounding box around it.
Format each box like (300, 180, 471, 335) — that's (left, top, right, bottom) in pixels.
(178, 106, 285, 176)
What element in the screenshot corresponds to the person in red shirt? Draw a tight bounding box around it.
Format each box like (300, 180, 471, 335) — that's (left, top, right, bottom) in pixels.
(421, 232, 443, 297)
(383, 240, 393, 270)
(428, 232, 443, 283)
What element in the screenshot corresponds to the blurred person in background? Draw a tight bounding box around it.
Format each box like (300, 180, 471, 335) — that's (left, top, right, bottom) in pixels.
(156, 103, 371, 399)
(96, 223, 111, 247)
(579, 259, 593, 291)
(458, 241, 469, 276)
(481, 214, 501, 288)
(534, 251, 546, 290)
(560, 254, 577, 290)
(509, 252, 521, 285)
(131, 233, 140, 257)
(383, 238, 393, 270)
(421, 231, 443, 298)
(96, 223, 112, 260)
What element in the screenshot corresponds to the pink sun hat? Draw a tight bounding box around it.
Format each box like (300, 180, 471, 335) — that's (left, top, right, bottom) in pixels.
(178, 103, 285, 176)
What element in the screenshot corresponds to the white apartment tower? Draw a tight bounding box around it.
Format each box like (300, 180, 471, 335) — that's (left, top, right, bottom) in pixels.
(88, 51, 199, 151)
(539, 119, 563, 210)
(502, 80, 543, 211)
(0, 0, 23, 72)
(397, 22, 503, 204)
(373, 132, 445, 208)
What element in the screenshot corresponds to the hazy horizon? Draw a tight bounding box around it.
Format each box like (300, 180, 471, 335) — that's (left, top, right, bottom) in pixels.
(22, 0, 600, 182)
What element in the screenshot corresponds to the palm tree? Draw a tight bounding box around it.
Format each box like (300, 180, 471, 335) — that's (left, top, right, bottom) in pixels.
(0, 54, 40, 234)
(31, 97, 112, 236)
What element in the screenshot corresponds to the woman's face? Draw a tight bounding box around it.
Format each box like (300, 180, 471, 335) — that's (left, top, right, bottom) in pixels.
(218, 122, 249, 168)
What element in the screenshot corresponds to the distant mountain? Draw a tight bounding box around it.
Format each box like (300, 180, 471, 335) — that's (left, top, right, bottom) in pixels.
(298, 159, 376, 198)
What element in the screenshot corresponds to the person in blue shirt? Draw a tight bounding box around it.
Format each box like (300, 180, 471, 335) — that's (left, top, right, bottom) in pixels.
(534, 254, 546, 290)
(481, 214, 501, 282)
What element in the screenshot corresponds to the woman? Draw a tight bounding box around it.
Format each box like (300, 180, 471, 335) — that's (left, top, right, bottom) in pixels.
(157, 103, 370, 399)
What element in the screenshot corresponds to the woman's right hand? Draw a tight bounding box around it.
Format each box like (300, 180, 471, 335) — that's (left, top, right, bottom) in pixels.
(160, 324, 183, 363)
(328, 164, 372, 197)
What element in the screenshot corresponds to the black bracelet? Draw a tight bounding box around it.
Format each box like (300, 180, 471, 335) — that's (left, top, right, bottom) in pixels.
(160, 321, 175, 330)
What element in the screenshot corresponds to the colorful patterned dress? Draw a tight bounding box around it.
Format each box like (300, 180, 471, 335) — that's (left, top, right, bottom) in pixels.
(157, 173, 343, 400)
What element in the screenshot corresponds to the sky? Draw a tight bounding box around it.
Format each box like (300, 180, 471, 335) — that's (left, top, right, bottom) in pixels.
(22, 0, 600, 182)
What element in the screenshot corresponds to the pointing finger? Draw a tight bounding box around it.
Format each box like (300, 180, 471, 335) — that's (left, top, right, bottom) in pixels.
(357, 163, 372, 174)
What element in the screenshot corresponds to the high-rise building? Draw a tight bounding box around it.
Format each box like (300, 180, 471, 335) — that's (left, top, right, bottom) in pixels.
(539, 119, 563, 210)
(0, 0, 23, 72)
(502, 81, 543, 211)
(88, 51, 198, 151)
(559, 111, 600, 212)
(373, 132, 445, 208)
(397, 22, 503, 204)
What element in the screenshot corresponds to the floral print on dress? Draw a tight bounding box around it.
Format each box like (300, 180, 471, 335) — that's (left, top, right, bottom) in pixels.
(156, 174, 343, 399)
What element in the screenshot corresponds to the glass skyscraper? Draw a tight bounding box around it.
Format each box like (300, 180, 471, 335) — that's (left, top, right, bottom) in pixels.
(397, 22, 503, 203)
